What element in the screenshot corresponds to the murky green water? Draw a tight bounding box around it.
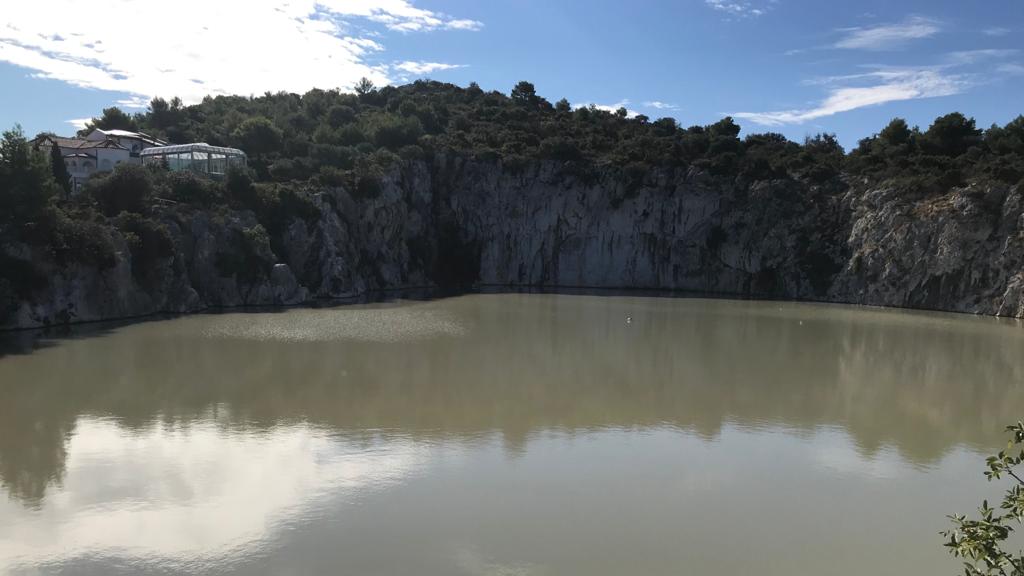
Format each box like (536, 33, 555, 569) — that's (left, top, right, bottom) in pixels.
(1, 294, 1022, 575)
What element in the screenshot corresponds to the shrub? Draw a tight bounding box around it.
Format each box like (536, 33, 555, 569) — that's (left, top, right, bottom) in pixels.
(86, 163, 154, 216)
(366, 114, 423, 150)
(539, 137, 582, 161)
(0, 254, 47, 321)
(166, 171, 222, 206)
(215, 224, 274, 286)
(317, 166, 347, 187)
(37, 206, 118, 269)
(327, 105, 356, 127)
(113, 212, 175, 285)
(225, 166, 257, 206)
(231, 116, 283, 156)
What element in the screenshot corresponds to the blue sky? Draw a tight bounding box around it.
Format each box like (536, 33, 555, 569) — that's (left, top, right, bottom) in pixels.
(1, 0, 1021, 149)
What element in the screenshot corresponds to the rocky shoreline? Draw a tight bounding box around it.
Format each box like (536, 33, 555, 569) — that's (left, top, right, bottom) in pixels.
(5, 156, 1023, 330)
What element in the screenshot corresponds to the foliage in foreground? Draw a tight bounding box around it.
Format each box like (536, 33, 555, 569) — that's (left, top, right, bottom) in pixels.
(944, 422, 1024, 575)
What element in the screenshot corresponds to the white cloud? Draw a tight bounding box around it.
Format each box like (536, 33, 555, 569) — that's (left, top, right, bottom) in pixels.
(736, 42, 1017, 127)
(314, 0, 482, 33)
(835, 16, 940, 50)
(997, 63, 1024, 76)
(643, 101, 679, 111)
(947, 49, 1019, 65)
(446, 19, 485, 31)
(0, 0, 480, 106)
(392, 61, 464, 75)
(65, 118, 91, 130)
(704, 0, 768, 18)
(984, 27, 1011, 37)
(733, 69, 965, 126)
(115, 96, 150, 109)
(572, 99, 640, 118)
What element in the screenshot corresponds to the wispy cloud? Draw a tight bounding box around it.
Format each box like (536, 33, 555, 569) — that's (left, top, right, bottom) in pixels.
(737, 44, 1020, 126)
(947, 49, 1019, 65)
(573, 99, 640, 118)
(318, 0, 483, 33)
(997, 63, 1024, 76)
(445, 19, 484, 31)
(65, 118, 91, 130)
(116, 96, 150, 109)
(643, 101, 679, 111)
(834, 16, 941, 50)
(392, 61, 464, 75)
(733, 69, 965, 126)
(704, 0, 770, 18)
(983, 27, 1011, 37)
(0, 0, 481, 105)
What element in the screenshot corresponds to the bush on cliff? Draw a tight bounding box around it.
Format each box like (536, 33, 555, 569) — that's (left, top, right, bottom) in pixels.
(86, 164, 155, 216)
(215, 224, 274, 287)
(0, 255, 47, 323)
(42, 207, 118, 270)
(165, 171, 223, 206)
(1, 128, 117, 301)
(113, 212, 175, 286)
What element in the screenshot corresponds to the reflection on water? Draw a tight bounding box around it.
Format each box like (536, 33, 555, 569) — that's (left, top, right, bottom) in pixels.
(0, 418, 426, 574)
(0, 294, 1022, 575)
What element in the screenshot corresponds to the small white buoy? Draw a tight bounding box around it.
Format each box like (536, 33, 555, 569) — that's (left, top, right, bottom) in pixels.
(626, 316, 632, 324)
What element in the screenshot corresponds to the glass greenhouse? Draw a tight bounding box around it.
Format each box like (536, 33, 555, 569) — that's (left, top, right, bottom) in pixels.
(140, 143, 246, 176)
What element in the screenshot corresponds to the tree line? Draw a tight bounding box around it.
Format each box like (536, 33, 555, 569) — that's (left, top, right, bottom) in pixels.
(2, 79, 1024, 320)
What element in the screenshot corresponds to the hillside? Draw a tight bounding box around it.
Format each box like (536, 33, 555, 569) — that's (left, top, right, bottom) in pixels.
(2, 80, 1024, 329)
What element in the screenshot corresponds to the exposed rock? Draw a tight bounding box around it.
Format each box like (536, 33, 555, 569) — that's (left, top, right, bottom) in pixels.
(3, 157, 1023, 330)
(269, 263, 308, 305)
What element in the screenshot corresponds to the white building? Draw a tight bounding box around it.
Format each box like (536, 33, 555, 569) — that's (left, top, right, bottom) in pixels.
(34, 134, 134, 194)
(34, 129, 241, 194)
(85, 129, 167, 158)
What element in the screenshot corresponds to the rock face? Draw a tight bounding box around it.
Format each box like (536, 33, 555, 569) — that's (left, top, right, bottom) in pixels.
(4, 156, 1023, 329)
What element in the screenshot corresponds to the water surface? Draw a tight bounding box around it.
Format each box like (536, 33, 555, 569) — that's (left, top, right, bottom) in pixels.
(1, 294, 1022, 575)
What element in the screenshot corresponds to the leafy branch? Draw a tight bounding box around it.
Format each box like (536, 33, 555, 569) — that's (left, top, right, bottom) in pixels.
(943, 422, 1024, 576)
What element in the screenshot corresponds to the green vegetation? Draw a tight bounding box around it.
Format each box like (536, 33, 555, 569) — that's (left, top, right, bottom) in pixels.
(944, 422, 1024, 575)
(215, 224, 276, 300)
(63, 78, 1013, 195)
(2, 79, 1024, 318)
(848, 114, 1024, 192)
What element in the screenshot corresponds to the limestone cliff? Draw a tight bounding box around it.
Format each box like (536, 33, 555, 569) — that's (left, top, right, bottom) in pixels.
(4, 156, 1023, 329)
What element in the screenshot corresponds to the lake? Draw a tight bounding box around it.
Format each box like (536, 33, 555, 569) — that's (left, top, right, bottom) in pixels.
(1, 294, 1022, 575)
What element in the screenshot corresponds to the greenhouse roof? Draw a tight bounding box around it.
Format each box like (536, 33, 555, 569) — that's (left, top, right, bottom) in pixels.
(140, 143, 246, 156)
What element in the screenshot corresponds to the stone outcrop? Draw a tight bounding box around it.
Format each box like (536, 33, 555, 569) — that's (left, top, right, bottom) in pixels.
(3, 156, 1023, 329)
